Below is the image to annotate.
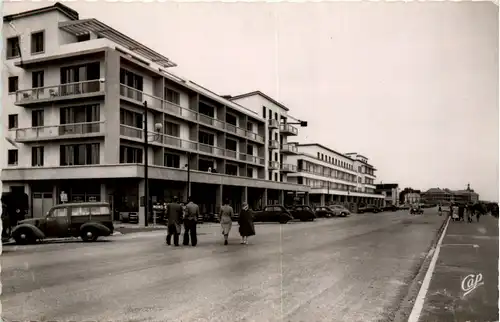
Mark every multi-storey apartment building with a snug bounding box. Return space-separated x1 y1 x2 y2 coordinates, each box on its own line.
1 3 309 225
287 144 385 207
374 183 400 207
224 91 304 204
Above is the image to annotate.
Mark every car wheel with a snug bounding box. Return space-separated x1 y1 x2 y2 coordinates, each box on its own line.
341 212 347 217
81 227 99 242
14 228 35 245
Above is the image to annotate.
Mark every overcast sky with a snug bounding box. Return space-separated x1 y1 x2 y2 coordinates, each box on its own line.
4 1 499 201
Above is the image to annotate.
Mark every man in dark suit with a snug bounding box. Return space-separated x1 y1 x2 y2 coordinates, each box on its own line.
183 197 200 246
166 196 183 246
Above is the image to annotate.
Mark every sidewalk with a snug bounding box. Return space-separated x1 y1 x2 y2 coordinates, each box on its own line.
417 214 499 322
113 222 222 234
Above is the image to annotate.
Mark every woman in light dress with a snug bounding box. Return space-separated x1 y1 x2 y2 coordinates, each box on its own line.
219 199 234 245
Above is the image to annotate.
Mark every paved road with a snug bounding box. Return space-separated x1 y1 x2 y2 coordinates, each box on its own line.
2 210 445 322
416 214 499 322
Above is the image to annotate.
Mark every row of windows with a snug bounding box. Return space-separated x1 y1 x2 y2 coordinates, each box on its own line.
8 104 100 130
297 177 356 192
7 144 258 179
298 160 357 183
317 152 353 170
8 62 101 94
7 143 100 167
6 31 44 60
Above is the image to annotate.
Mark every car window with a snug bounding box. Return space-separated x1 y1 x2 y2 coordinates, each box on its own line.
50 208 68 218
90 206 110 215
72 206 90 216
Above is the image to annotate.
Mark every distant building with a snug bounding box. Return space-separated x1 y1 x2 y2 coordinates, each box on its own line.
421 184 479 204
375 183 400 206
405 192 421 204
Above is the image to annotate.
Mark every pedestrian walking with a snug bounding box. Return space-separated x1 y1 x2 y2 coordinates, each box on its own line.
1 201 10 239
183 197 199 246
220 198 234 245
451 204 459 221
238 202 255 245
438 205 442 216
166 196 183 246
458 205 465 222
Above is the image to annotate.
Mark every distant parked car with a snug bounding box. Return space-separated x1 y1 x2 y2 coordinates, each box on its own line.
288 205 316 221
314 206 335 218
11 202 114 244
358 204 380 214
253 205 294 224
382 205 399 212
329 205 351 217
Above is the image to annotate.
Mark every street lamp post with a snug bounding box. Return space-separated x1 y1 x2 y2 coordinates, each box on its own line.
185 152 191 199
143 101 149 227
142 101 163 227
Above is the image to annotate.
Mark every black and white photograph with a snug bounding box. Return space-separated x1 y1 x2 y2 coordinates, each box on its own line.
0 1 498 321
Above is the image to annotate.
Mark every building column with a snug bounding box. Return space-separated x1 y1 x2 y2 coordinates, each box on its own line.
320 194 325 206
138 179 146 227
304 192 310 206
100 183 107 202
241 186 248 204
103 48 121 164
262 188 268 207
216 184 223 214
278 190 284 205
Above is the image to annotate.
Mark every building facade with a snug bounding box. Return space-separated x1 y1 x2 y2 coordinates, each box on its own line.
287 144 385 208
374 183 400 206
404 192 421 205
1 3 309 225
421 184 479 204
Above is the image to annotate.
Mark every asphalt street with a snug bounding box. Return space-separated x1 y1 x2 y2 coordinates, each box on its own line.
2 209 445 322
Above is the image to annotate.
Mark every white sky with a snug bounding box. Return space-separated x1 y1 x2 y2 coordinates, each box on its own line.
3 1 499 201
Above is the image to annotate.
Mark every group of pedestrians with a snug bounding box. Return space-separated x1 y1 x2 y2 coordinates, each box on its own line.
443 203 482 223
165 196 255 247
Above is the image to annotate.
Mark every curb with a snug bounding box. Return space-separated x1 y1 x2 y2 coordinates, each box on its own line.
391 215 450 322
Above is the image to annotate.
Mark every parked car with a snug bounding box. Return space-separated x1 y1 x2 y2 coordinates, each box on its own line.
204 213 220 223
253 205 294 224
314 206 334 218
11 202 114 245
288 205 316 221
357 204 380 214
330 205 351 217
382 205 399 212
410 206 424 215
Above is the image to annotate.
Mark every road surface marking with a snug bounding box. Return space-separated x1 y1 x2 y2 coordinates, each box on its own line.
461 273 484 297
441 244 479 248
408 216 450 322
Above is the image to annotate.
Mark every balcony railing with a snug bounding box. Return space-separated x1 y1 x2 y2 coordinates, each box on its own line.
269 140 279 149
280 123 298 136
120 125 263 166
119 84 265 144
16 80 105 104
268 119 279 129
269 160 280 170
15 121 105 141
281 163 298 172
281 143 298 154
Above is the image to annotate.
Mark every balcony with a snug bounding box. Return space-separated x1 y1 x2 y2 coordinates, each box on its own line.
15 80 105 107
268 119 279 129
14 121 105 142
268 140 280 149
119 125 264 167
119 85 265 144
280 123 298 136
269 161 280 170
280 163 298 173
281 143 298 154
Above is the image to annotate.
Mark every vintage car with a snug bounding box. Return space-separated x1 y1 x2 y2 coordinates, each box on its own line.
329 205 351 217
314 206 335 218
288 205 317 221
253 205 294 224
410 206 424 215
11 202 114 245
